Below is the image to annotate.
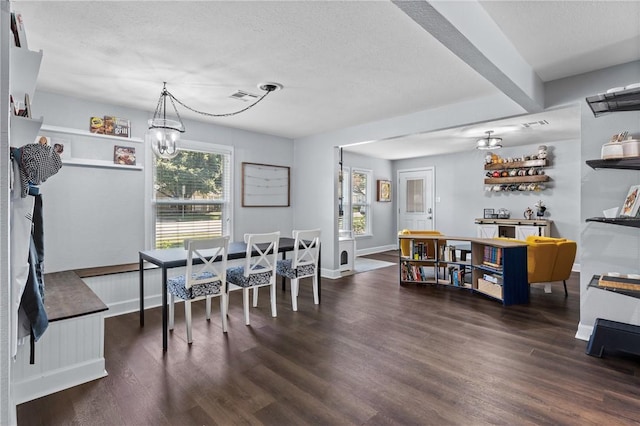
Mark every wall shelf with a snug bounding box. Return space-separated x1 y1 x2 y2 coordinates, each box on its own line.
62 158 143 171
586 86 640 117
586 158 640 170
484 159 547 170
484 175 549 185
41 124 143 144
586 217 640 228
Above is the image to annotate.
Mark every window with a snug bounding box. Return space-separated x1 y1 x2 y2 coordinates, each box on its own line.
152 144 232 249
351 168 372 236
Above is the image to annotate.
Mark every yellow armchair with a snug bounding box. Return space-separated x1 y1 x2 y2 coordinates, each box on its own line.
526 236 577 296
495 236 576 296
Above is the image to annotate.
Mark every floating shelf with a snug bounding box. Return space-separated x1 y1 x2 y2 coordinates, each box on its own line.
586 217 640 228
484 175 549 184
586 158 640 170
40 125 143 143
484 159 547 170
62 158 143 170
586 86 640 117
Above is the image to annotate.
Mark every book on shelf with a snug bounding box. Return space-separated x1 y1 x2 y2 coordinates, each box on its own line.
10 12 28 48
598 274 640 292
104 116 131 138
483 246 502 267
90 116 105 134
24 94 31 119
114 145 136 165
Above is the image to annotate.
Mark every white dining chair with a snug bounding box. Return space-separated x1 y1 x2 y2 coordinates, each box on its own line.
226 231 280 325
167 236 229 344
276 229 321 311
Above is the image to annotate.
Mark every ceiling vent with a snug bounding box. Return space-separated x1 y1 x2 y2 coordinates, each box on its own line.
229 90 260 102
521 119 549 128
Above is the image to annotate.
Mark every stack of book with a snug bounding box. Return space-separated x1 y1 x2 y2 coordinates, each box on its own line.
483 246 502 268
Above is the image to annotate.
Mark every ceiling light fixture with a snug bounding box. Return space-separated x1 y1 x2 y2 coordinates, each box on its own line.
146 81 283 159
476 130 503 150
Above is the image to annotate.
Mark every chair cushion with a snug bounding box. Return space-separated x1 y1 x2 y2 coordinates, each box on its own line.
226 266 272 287
276 259 315 278
167 272 222 300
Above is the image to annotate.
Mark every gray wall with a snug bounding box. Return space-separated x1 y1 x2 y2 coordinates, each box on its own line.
546 61 640 338
33 91 293 272
340 150 395 253
393 137 581 247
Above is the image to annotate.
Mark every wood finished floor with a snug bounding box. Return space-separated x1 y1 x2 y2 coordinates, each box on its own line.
18 251 640 425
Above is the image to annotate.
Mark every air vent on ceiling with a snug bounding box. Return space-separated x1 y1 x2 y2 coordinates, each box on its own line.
229 90 260 102
521 119 549 128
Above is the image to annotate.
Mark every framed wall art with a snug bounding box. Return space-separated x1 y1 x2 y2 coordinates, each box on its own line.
242 162 290 207
620 184 640 217
377 179 392 202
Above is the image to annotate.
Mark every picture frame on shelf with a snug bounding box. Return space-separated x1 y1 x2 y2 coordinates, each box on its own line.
114 145 136 166
619 185 640 217
483 208 495 219
377 179 391 202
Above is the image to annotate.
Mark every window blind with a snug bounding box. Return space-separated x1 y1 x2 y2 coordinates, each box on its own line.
153 148 231 249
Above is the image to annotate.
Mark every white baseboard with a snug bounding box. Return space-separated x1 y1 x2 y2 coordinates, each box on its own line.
12 359 107 405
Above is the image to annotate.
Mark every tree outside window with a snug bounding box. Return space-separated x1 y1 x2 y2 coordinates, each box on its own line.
351 169 371 235
153 148 231 248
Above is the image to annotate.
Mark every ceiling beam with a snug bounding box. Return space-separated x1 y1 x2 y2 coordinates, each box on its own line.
392 0 544 113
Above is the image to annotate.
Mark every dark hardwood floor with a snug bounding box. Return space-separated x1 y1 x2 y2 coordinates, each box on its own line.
18 251 640 425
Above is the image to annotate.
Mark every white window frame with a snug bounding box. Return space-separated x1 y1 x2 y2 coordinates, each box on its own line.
145 139 234 249
351 167 372 237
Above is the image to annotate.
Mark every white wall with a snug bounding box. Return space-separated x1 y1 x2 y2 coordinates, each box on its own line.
340 151 395 253
546 60 640 339
294 93 527 271
393 136 581 247
32 91 294 272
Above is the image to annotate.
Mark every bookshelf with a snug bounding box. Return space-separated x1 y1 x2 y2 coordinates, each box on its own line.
398 235 529 305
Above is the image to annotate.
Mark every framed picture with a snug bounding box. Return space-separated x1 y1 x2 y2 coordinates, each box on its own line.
242 162 290 207
377 179 391 202
483 208 495 219
620 185 640 217
114 145 136 166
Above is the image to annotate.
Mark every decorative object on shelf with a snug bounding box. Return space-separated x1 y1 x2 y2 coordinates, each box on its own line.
483 208 495 219
104 116 130 138
476 130 502 150
377 179 391 202
497 208 510 219
146 81 283 159
603 207 619 218
534 200 547 217
89 116 105 134
620 185 640 217
114 146 136 166
524 207 533 220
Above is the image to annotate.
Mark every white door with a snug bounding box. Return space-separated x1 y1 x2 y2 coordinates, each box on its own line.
398 168 434 231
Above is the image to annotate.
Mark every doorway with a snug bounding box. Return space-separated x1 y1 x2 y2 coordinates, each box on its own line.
398 167 435 231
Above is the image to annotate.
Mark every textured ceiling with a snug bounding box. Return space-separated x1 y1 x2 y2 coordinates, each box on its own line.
11 1 640 159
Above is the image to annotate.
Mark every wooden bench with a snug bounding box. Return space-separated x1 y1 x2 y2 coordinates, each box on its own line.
12 271 108 404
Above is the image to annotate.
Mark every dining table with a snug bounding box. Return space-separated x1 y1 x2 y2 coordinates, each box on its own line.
138 237 321 351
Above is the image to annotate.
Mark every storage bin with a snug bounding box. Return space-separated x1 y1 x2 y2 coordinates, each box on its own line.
477 278 503 299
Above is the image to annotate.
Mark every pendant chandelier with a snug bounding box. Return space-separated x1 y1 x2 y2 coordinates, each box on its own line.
146 81 283 159
476 130 503 150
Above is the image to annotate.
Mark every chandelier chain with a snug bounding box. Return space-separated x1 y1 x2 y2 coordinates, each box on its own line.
167 89 273 118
